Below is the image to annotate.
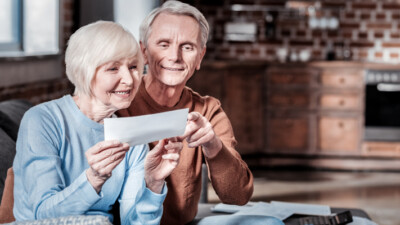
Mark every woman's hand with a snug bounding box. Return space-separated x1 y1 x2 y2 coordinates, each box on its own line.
85 140 130 193
144 138 183 193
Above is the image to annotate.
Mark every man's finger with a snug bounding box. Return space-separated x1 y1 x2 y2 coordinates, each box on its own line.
187 111 201 121
179 120 198 140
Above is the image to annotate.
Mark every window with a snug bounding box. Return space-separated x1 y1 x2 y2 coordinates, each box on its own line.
114 0 159 40
0 0 62 88
0 0 60 56
0 0 22 51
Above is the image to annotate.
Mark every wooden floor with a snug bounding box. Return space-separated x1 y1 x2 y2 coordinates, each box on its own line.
207 169 400 225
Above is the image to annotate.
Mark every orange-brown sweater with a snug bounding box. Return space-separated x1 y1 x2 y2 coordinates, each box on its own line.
117 82 254 225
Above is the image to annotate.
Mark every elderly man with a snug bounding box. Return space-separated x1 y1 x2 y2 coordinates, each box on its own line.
117 1 254 224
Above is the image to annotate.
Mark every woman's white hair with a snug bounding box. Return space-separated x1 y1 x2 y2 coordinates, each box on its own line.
65 20 143 97
139 0 209 48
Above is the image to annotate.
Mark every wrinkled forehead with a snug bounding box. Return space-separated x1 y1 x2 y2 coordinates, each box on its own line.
150 13 201 41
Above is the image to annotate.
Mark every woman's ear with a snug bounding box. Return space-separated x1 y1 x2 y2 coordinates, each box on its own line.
140 41 149 65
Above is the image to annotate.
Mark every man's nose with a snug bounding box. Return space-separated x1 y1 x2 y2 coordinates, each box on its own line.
167 45 182 62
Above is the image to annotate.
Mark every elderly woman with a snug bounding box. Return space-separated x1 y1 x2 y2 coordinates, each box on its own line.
12 21 182 225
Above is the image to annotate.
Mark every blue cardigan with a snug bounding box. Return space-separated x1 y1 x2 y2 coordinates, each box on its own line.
13 95 166 224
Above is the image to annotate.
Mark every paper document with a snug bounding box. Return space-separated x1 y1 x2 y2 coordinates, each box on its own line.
271 201 331 218
104 108 188 146
211 201 331 221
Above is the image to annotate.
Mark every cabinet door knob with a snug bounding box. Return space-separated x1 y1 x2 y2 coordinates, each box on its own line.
338 121 344 128
339 99 346 106
339 77 346 84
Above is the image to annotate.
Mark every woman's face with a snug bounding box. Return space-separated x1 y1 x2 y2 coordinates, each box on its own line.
91 56 142 111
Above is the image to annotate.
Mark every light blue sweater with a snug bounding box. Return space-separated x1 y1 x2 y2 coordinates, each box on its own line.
13 95 166 225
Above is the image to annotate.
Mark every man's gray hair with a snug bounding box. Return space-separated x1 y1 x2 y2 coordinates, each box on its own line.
139 0 209 48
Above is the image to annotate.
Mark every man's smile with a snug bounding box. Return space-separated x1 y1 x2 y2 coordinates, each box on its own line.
161 65 184 71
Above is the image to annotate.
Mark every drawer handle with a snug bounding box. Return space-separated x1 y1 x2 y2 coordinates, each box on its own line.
339 99 345 106
339 77 346 84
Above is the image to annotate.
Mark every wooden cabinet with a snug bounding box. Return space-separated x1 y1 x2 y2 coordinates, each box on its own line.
267 115 309 151
265 65 317 153
188 61 400 170
187 61 267 154
318 116 361 152
316 67 364 154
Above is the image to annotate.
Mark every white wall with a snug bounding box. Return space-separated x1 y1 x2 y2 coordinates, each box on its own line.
114 0 159 42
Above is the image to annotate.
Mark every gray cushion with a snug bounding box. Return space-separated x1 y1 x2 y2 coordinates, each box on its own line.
0 99 33 129
8 215 112 225
0 110 19 141
0 127 16 202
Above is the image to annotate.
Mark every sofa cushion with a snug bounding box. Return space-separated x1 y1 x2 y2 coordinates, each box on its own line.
0 99 33 138
0 127 16 202
0 110 19 141
7 215 112 225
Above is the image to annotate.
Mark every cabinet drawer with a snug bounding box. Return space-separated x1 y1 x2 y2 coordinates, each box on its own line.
321 69 363 89
268 117 308 151
268 67 319 86
269 73 310 85
225 73 264 154
319 94 361 110
269 92 309 108
318 117 360 152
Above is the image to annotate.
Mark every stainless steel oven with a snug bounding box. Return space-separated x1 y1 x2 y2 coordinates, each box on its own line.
365 69 400 141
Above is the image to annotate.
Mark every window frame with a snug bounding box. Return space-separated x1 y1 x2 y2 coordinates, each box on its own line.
0 0 23 52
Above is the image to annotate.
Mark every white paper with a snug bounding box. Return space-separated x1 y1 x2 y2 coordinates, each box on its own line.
104 108 188 146
211 202 257 213
271 201 331 218
234 202 288 220
212 201 331 221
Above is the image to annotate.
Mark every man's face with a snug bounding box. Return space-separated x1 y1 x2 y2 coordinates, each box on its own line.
142 13 206 87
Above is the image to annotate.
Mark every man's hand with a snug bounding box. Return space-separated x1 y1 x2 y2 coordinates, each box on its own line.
144 138 183 193
180 112 222 159
85 140 130 193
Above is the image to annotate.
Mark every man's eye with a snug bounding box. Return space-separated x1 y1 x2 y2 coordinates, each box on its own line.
129 65 137 70
159 43 169 48
108 67 118 71
182 45 193 51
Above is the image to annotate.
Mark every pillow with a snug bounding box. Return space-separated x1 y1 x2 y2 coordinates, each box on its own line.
0 110 19 141
8 215 112 225
0 99 33 130
0 128 16 202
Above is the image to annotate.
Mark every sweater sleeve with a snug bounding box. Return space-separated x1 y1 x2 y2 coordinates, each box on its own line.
118 144 167 225
14 107 101 220
203 98 254 205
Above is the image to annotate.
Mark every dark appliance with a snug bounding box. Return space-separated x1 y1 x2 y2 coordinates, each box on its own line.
365 69 400 141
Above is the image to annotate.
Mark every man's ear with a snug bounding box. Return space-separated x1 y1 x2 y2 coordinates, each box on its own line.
140 41 148 64
196 47 207 70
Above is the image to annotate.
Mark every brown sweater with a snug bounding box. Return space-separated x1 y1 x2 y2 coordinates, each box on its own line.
117 82 254 225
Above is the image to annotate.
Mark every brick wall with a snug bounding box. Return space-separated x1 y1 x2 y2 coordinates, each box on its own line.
184 0 400 63
0 0 75 104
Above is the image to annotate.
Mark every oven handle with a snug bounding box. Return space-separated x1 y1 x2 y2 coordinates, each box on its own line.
377 83 400 92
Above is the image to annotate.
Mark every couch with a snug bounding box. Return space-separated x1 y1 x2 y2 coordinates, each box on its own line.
0 99 33 223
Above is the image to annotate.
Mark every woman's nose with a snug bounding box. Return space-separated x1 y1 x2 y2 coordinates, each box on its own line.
120 67 133 85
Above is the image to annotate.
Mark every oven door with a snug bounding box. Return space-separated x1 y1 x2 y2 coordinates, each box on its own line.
365 70 400 141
